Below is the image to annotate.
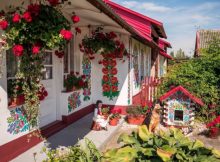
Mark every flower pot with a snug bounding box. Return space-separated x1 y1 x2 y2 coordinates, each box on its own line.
10 95 25 106
127 115 146 125
109 118 118 126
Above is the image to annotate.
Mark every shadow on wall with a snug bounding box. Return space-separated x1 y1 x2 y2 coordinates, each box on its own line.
46 113 93 149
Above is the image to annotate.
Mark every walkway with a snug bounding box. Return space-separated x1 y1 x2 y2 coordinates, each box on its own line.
11 113 124 162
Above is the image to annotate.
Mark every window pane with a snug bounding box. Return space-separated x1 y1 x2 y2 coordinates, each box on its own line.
42 67 53 80
64 45 69 74
43 52 52 65
6 50 18 78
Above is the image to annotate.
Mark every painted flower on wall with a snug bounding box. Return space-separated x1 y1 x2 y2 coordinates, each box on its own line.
68 92 81 113
82 55 91 101
7 107 30 135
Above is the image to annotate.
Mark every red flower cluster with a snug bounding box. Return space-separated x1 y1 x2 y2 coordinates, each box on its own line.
111 109 121 114
207 116 220 128
55 50 64 58
28 4 41 16
75 27 81 34
12 13 21 23
103 75 109 82
22 11 32 22
0 20 8 30
111 68 118 75
60 29 73 40
102 68 109 75
38 86 48 101
32 44 41 55
111 77 118 84
71 15 80 23
103 84 110 92
12 45 24 57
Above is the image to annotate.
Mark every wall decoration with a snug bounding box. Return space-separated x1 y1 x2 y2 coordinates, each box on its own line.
102 55 119 100
7 107 30 135
68 92 81 113
133 46 139 88
128 55 131 105
82 55 91 101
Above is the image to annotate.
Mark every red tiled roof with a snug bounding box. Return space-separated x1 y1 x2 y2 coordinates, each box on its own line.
159 86 204 106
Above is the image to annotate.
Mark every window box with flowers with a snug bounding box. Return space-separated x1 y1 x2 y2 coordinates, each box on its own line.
64 72 88 92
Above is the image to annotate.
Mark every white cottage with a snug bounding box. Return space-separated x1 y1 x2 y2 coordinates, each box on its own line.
0 0 172 161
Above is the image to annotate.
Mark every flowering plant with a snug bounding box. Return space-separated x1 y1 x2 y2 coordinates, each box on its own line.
64 72 88 92
206 116 220 137
0 0 79 128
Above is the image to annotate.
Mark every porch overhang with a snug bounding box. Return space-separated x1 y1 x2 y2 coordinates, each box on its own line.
159 51 173 60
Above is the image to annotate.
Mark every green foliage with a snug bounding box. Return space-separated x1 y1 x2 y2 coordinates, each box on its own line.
159 39 220 122
44 138 102 162
103 125 220 162
126 105 148 116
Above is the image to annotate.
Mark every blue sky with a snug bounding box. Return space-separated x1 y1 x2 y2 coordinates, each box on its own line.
112 0 220 56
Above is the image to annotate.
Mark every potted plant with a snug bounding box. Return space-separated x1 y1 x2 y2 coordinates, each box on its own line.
8 79 25 106
64 72 88 92
101 107 110 120
206 115 220 138
126 106 147 125
109 113 120 126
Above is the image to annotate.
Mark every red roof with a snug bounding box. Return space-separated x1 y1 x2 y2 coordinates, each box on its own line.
159 51 173 59
103 0 167 41
159 38 172 48
159 86 204 106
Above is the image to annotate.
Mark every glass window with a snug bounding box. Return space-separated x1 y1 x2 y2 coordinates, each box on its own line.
174 110 184 121
42 52 53 80
64 39 74 74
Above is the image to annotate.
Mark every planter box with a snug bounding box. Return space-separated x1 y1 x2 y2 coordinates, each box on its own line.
127 115 146 125
109 118 119 126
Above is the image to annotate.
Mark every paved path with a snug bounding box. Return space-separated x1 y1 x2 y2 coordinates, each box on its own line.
11 113 124 162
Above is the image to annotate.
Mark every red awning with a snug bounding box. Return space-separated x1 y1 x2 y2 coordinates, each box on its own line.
159 51 173 59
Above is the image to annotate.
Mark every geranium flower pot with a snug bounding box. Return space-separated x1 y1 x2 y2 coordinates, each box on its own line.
109 118 118 126
127 115 146 125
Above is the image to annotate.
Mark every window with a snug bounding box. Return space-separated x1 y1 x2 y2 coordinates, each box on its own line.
159 56 165 77
42 52 53 80
174 110 184 121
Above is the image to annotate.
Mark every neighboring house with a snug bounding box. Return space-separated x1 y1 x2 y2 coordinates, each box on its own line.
194 29 220 57
0 0 172 160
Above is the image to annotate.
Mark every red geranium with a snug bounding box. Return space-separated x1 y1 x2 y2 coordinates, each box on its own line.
111 68 118 75
12 13 21 23
28 4 40 16
103 84 110 92
109 31 117 39
12 45 24 57
112 85 118 92
22 12 32 22
71 15 80 23
103 75 109 82
0 20 8 30
75 27 81 34
102 68 109 75
111 77 118 84
78 80 85 87
115 40 120 46
32 44 41 55
48 0 59 6
60 29 73 40
97 33 105 40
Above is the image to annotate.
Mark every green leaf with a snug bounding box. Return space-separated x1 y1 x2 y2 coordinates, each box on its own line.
117 133 140 145
138 125 152 141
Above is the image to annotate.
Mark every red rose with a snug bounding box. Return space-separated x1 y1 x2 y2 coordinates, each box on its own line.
28 4 40 16
103 84 110 92
112 85 118 92
110 60 117 67
48 0 59 6
60 29 73 41
103 75 109 82
12 45 24 57
102 68 109 75
22 12 32 22
102 59 109 66
0 20 8 30
111 68 118 75
75 27 81 34
111 77 118 84
71 15 80 23
12 13 21 23
32 44 41 55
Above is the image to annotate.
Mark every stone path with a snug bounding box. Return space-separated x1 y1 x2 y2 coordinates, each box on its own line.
11 113 124 162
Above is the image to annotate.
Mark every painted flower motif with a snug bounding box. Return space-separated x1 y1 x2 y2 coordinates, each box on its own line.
60 29 73 41
0 20 8 30
111 77 118 84
103 84 110 92
22 11 32 22
112 85 118 92
102 59 109 66
48 0 59 6
12 45 24 57
103 75 109 82
71 15 80 23
111 68 118 75
102 68 109 75
28 4 40 16
12 13 21 23
110 60 117 67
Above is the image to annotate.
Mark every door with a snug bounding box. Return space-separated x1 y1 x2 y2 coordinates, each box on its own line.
39 52 58 127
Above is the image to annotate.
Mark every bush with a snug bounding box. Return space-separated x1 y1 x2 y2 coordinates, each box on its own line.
126 105 148 116
103 125 220 162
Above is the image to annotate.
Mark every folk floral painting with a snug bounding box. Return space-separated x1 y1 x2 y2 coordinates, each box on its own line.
7 107 30 135
82 55 91 101
68 92 81 113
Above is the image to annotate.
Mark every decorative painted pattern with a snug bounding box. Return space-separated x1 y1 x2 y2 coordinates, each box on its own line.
128 55 131 105
133 47 139 88
68 92 81 113
7 107 30 135
82 55 91 101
